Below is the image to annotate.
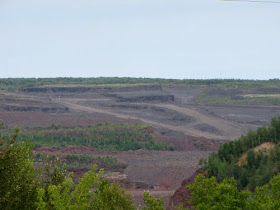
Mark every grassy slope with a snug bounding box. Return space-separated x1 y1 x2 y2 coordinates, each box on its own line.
195 94 280 105
0 123 174 151
34 153 126 172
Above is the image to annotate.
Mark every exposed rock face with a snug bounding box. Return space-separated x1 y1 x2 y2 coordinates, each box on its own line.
22 85 162 93
105 94 175 103
2 105 69 113
255 88 280 94
120 95 174 103
22 85 174 103
194 123 222 135
167 170 201 210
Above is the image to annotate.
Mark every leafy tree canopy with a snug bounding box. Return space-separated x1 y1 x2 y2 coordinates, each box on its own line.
0 128 165 210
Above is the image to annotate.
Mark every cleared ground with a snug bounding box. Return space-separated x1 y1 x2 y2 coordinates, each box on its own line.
1 85 280 206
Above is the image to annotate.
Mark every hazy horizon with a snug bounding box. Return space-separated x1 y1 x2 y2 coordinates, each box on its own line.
1 0 279 79
0 76 279 81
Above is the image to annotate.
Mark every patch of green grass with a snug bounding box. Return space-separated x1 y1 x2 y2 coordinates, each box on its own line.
195 94 237 105
242 94 280 98
5 123 175 151
35 153 126 171
195 94 280 106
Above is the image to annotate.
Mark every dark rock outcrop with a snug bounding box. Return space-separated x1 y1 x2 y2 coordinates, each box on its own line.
22 85 162 93
104 93 174 103
167 170 201 210
117 95 174 103
2 105 69 113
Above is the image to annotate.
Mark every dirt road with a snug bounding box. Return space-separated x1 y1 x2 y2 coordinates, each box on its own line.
148 103 243 139
59 100 241 140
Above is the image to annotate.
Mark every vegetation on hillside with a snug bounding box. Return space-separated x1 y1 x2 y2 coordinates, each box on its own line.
0 128 165 210
202 116 280 190
0 77 280 91
35 154 127 172
1 123 174 151
184 116 280 209
195 93 280 106
1 77 280 106
187 173 280 209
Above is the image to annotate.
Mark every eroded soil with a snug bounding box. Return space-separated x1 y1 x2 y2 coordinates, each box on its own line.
1 85 280 207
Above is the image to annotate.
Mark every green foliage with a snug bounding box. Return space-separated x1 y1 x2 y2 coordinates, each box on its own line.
36 170 167 210
247 174 280 210
0 120 8 129
198 158 208 170
195 93 280 106
195 94 236 105
187 174 249 209
0 129 38 209
92 181 135 210
1 77 280 91
38 154 127 171
186 174 250 209
36 165 136 210
140 191 165 210
1 128 171 210
38 156 68 188
186 116 280 208
11 123 174 151
187 173 280 209
206 116 280 190
0 128 69 210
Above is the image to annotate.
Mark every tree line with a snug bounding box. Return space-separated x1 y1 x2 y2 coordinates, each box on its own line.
1 77 280 91
180 116 280 209
204 116 280 190
186 173 280 209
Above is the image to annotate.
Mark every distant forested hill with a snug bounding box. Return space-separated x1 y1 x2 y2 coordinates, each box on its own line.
0 77 280 91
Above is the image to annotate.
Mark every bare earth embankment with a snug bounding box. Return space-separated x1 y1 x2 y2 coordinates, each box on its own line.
1 84 280 207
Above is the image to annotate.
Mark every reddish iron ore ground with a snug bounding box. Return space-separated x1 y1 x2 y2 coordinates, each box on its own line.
2 85 280 207
33 145 209 208
167 169 202 209
33 145 211 191
0 111 139 128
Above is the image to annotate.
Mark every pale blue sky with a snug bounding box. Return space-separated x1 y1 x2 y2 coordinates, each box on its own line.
0 0 279 79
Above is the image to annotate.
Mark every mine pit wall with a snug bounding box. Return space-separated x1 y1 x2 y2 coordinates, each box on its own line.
118 95 174 103
1 105 69 113
22 85 175 103
22 85 162 94
108 94 175 103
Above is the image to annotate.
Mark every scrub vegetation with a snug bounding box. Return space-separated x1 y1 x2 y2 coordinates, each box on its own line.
195 93 280 105
185 116 280 209
1 123 174 151
0 127 165 210
1 77 280 91
35 154 127 171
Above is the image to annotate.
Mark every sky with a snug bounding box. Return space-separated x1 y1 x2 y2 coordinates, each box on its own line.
0 0 279 79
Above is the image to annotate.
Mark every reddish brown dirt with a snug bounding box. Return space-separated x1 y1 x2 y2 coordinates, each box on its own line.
167 169 202 209
0 111 140 128
33 146 210 191
35 145 102 156
2 85 280 208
